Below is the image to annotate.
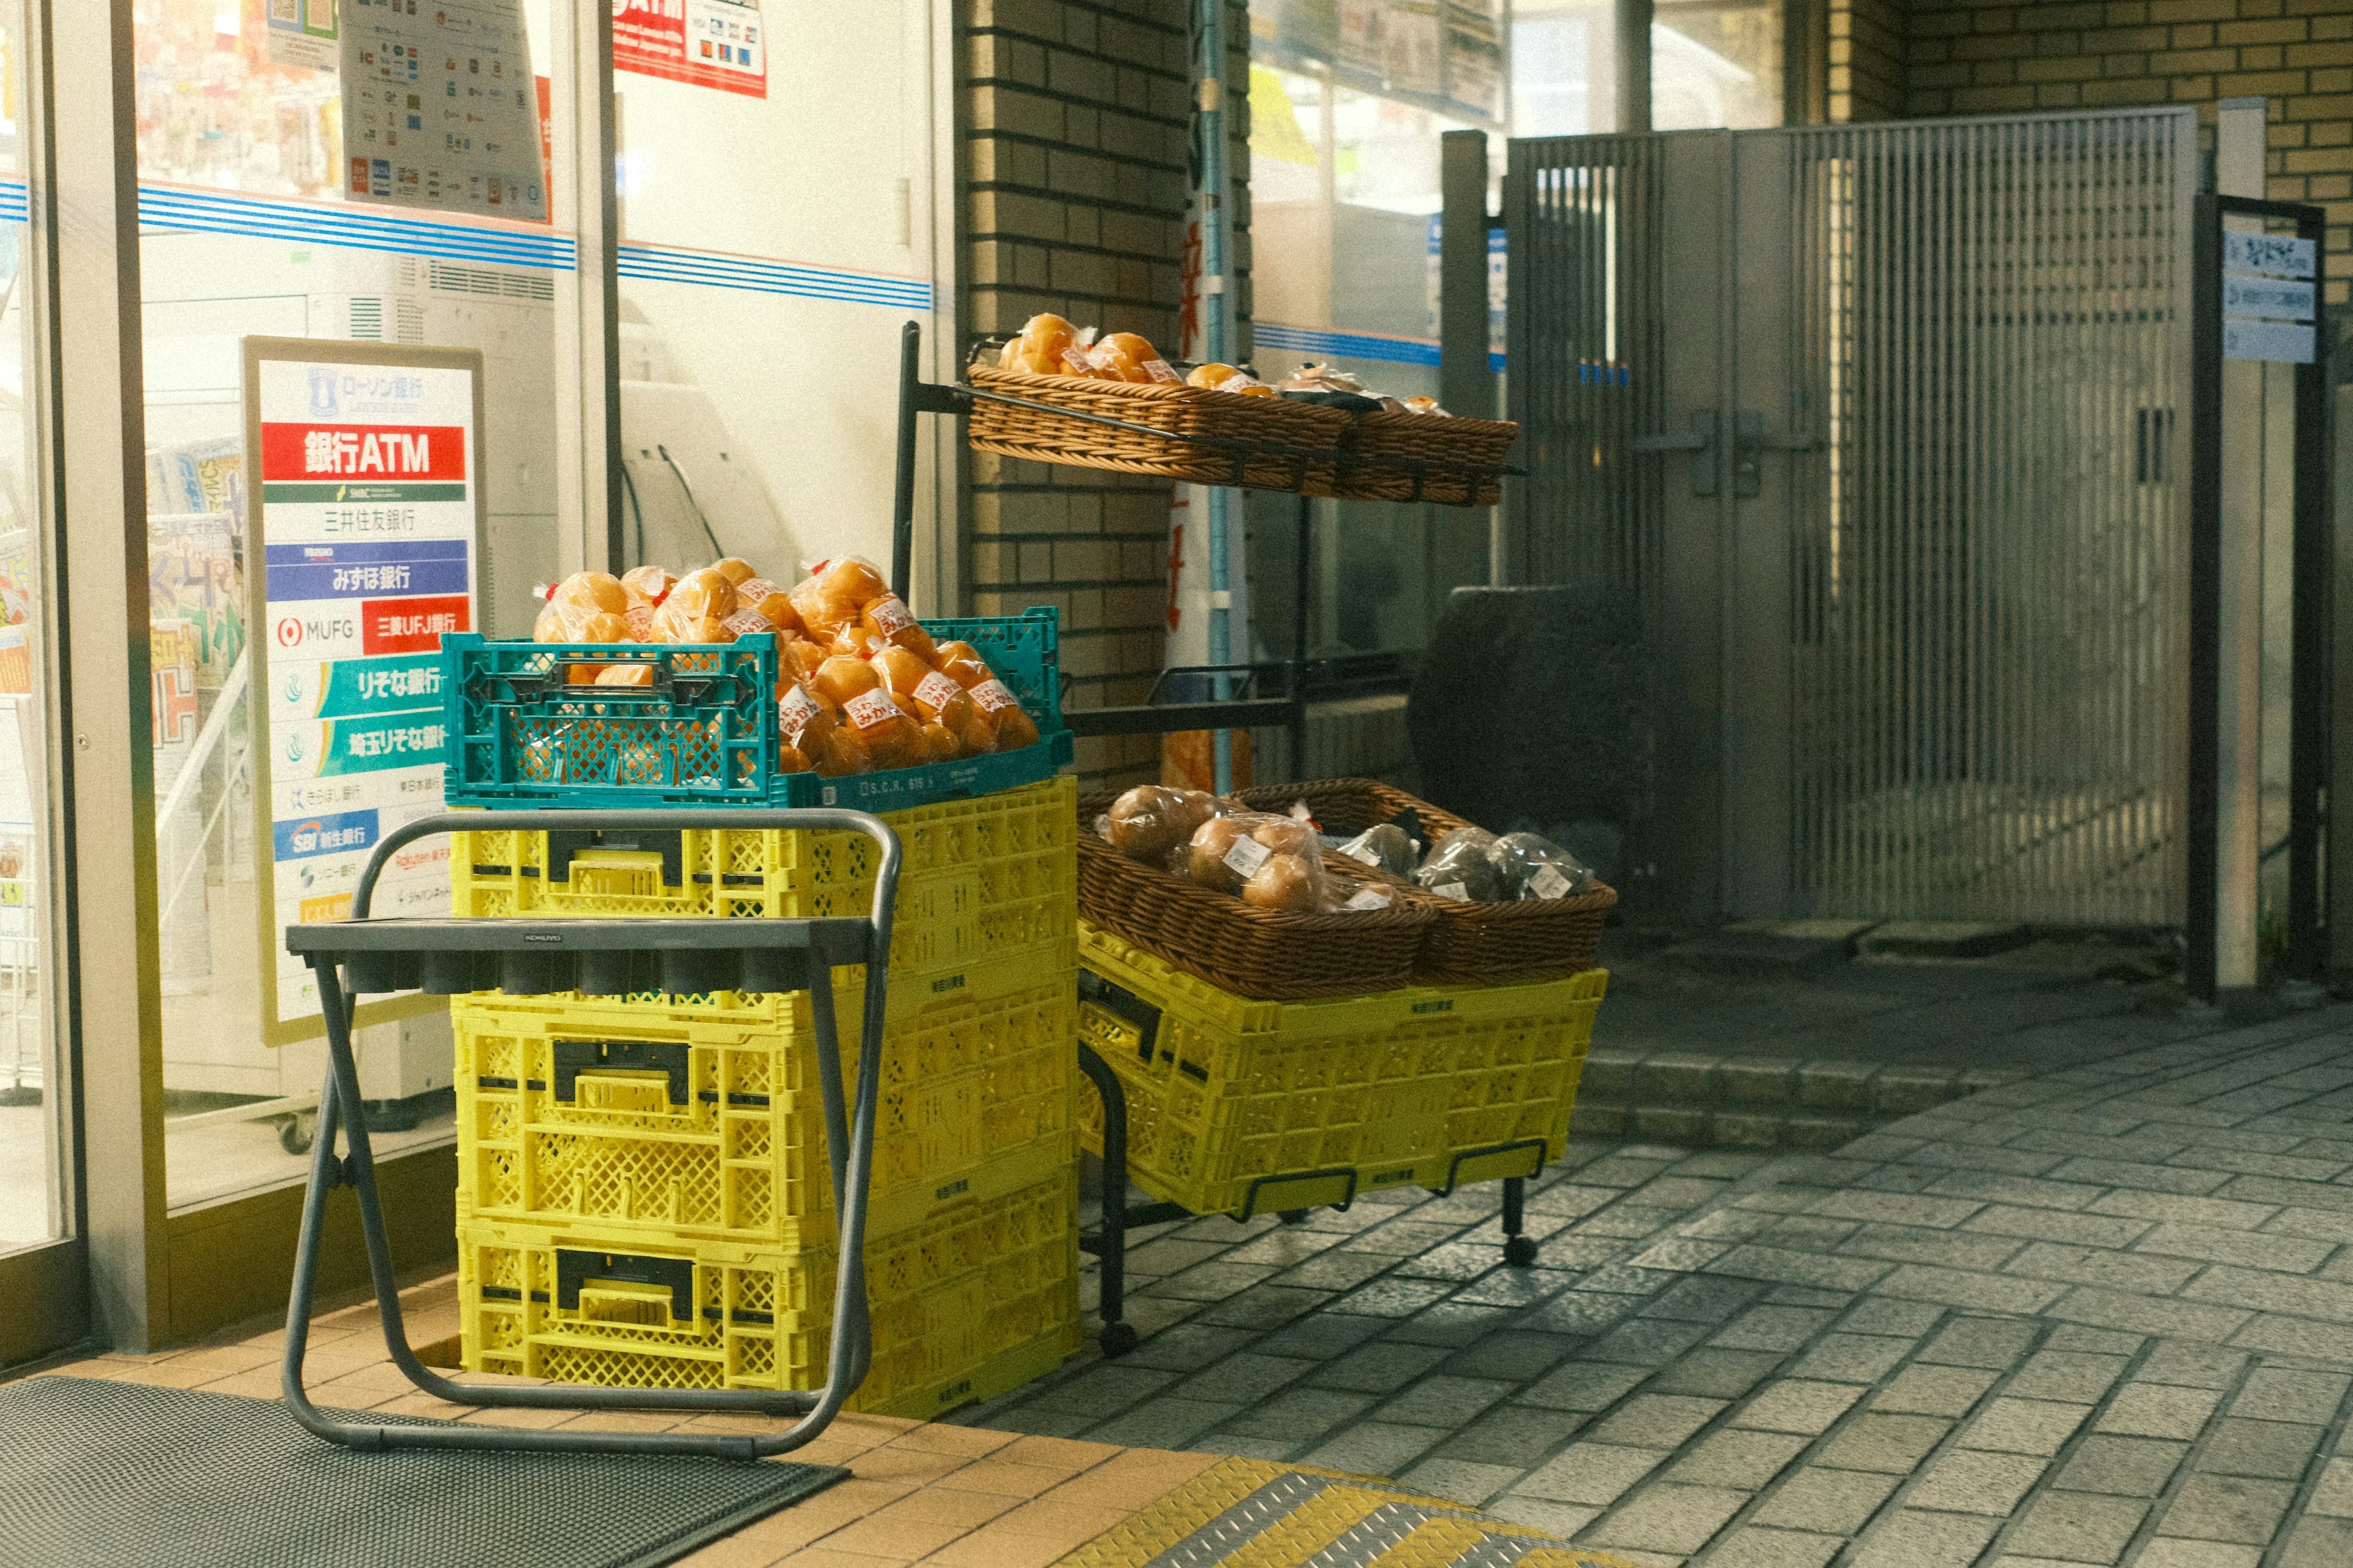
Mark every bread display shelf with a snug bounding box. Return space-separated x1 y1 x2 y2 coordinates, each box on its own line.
951 367 1521 506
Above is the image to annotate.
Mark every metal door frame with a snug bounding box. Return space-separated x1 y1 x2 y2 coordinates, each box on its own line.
1507 107 2200 926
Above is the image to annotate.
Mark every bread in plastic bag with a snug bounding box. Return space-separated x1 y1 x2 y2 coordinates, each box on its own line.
789 555 889 640
1414 827 1504 903
1101 786 1220 865
1488 831 1597 900
1333 822 1418 878
1186 811 1327 908
537 572 635 642
998 312 1077 377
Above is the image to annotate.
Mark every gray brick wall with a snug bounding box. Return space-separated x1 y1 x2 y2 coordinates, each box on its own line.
1893 0 2353 297
961 0 1253 788
1833 0 1911 119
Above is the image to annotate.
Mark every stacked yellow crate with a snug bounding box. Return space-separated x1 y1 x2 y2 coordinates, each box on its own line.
447 776 1081 1420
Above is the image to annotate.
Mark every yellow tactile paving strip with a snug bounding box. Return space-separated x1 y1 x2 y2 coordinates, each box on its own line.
19 1274 1621 1568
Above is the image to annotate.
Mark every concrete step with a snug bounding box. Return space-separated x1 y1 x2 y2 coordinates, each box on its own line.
1568 1043 2027 1149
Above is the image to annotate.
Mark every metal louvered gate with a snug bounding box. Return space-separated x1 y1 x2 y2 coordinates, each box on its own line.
1504 110 2198 926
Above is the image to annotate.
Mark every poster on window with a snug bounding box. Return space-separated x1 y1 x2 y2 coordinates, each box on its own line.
613 0 767 98
243 339 484 1045
339 0 548 221
268 0 339 72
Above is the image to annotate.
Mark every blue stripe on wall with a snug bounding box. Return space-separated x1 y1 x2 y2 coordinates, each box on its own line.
138 184 575 270
1256 320 1504 372
617 243 933 311
119 182 934 311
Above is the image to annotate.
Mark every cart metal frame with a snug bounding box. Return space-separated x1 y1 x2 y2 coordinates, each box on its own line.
1076 1040 1542 1358
278 808 901 1461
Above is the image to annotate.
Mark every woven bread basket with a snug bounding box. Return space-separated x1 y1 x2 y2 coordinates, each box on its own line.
1076 792 1433 1000
968 366 1349 491
1235 778 1616 987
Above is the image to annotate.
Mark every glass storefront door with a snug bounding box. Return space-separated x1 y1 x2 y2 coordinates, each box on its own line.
0 0 86 1360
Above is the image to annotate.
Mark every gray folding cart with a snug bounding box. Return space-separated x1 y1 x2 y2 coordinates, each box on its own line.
277 808 900 1461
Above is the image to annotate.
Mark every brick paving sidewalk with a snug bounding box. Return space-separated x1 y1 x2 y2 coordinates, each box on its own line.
962 1004 2353 1566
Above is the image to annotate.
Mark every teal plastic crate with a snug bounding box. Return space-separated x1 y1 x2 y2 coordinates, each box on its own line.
442 608 1067 810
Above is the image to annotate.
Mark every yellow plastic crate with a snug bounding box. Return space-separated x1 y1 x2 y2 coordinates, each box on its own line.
458 1166 1079 1415
451 777 1077 971
456 942 1077 1247
1075 920 1607 1218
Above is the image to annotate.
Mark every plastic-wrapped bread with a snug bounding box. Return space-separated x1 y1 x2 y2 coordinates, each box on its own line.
998 312 1077 377
1101 786 1219 865
813 653 918 768
788 556 889 640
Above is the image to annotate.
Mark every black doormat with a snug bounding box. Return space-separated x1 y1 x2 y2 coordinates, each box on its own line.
0 1375 847 1568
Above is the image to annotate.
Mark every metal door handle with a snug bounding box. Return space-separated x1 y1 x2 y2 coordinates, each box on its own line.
1630 410 1720 496
1732 411 1823 495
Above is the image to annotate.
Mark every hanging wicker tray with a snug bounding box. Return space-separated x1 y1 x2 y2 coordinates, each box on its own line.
1076 792 1434 1000
1303 411 1522 507
1235 777 1616 987
967 366 1350 491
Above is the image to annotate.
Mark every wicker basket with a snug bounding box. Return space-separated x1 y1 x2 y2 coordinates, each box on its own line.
1306 410 1521 506
1077 794 1434 1000
967 367 1350 491
1235 778 1616 987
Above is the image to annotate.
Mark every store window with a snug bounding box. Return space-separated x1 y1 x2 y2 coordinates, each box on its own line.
1511 0 1783 137
1245 6 1503 672
0 12 66 1257
135 0 565 1211
610 6 938 593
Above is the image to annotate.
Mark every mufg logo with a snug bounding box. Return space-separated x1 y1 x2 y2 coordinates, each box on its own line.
308 366 339 416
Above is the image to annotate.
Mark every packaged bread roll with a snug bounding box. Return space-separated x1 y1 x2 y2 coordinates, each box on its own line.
594 663 654 687
1102 785 1218 865
812 724 872 778
777 741 814 775
784 636 830 681
814 654 917 767
735 580 805 637
1414 827 1504 903
536 572 636 641
1185 362 1278 398
1186 811 1329 902
971 678 1039 750
999 312 1077 377
789 556 890 640
706 556 759 587
622 564 678 606
860 594 936 660
930 639 995 690
1075 331 1176 384
775 678 839 759
1241 852 1320 912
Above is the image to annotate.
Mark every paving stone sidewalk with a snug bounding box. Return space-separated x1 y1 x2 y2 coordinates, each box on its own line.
961 1002 2353 1566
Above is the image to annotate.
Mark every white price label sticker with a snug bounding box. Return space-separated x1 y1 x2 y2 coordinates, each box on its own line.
722 612 774 638
1223 836 1272 878
868 596 916 636
1433 881 1470 902
1529 864 1573 900
843 687 901 729
971 678 1019 714
1342 841 1381 866
1342 887 1391 911
623 605 654 640
914 671 963 714
778 684 825 744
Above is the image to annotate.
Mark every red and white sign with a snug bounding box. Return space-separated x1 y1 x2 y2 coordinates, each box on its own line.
614 0 767 98
363 594 472 655
259 423 469 482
